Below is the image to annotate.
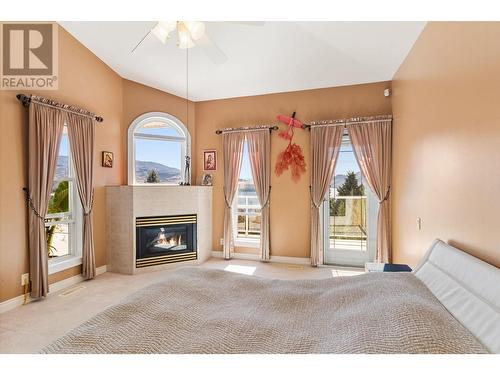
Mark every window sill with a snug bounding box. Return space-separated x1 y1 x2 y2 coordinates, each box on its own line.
234 238 260 249
48 255 82 275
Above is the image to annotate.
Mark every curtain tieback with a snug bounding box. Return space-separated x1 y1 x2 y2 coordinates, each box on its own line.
378 186 391 204
223 187 232 209
83 189 95 216
260 186 272 208
309 185 322 209
23 188 44 219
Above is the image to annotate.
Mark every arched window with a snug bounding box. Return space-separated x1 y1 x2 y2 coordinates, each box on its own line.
128 112 191 185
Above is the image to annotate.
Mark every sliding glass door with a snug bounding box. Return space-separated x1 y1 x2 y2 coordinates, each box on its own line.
322 132 377 267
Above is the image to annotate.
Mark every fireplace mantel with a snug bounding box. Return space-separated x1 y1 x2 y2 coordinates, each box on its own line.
106 185 212 274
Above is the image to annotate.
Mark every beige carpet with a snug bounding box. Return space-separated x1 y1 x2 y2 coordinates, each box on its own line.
41 267 486 354
0 258 352 353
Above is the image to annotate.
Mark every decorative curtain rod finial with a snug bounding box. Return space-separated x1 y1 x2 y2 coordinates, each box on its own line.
16 94 30 107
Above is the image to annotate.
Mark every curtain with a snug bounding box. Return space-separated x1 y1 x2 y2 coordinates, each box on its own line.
222 132 245 259
347 120 392 263
66 113 96 279
246 130 271 261
310 126 344 266
27 103 65 298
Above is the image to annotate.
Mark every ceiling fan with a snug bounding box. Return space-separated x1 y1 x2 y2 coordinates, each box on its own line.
132 21 264 65
131 21 228 65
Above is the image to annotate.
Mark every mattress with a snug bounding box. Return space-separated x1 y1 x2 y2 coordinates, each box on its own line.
42 266 487 354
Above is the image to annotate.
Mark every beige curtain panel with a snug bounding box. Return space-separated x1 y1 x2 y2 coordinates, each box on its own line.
347 120 392 263
310 125 344 266
27 103 65 298
246 130 271 261
66 113 96 279
222 132 245 259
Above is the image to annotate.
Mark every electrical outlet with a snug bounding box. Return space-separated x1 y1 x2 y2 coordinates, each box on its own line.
21 273 29 286
417 217 423 231
220 238 224 246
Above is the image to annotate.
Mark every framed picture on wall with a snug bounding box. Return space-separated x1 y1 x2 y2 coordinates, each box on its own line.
102 151 113 168
201 173 213 186
203 150 217 171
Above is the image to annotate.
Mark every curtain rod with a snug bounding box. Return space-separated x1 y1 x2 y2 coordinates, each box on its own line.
302 115 392 130
215 125 279 135
16 94 104 123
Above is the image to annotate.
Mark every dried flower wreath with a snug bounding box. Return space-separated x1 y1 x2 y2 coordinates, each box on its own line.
274 112 306 182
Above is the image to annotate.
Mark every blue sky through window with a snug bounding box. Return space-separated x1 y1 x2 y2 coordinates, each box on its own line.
336 142 360 176
59 134 68 157
135 139 182 170
239 142 253 181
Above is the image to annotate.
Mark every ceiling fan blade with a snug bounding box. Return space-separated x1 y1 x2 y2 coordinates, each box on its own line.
195 33 228 65
130 22 157 53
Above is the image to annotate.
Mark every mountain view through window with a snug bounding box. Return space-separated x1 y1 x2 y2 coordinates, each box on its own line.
135 138 182 183
132 121 186 184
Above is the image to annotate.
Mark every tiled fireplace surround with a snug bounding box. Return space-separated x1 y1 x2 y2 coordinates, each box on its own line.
106 186 213 274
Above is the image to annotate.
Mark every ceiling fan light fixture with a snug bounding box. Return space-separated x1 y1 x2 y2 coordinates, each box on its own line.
151 21 176 44
177 22 195 49
183 21 206 41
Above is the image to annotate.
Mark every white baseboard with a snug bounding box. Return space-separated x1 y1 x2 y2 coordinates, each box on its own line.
211 251 310 265
49 265 107 294
0 265 107 314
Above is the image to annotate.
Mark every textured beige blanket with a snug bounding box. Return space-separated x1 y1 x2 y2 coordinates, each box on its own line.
42 267 487 353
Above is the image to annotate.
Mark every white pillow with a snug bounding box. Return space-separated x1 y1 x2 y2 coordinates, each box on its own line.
413 239 500 353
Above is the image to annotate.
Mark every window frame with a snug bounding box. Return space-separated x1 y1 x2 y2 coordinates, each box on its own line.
233 182 261 248
232 141 261 249
128 112 191 186
45 126 83 274
321 132 378 267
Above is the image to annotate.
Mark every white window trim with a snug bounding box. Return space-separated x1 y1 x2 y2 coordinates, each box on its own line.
49 255 82 274
234 237 260 249
128 112 191 186
47 127 83 274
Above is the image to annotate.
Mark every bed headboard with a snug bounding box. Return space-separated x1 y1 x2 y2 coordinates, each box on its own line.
413 239 500 353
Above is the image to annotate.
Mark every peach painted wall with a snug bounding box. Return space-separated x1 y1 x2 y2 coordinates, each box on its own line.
195 82 392 258
0 25 124 302
392 22 500 268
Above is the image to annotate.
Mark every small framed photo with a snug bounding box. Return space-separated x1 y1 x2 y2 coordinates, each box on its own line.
102 151 113 168
203 150 217 171
201 173 213 186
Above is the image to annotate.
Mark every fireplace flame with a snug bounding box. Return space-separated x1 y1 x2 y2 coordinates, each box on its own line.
157 231 182 247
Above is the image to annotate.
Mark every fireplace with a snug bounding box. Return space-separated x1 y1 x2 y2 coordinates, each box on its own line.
135 214 197 268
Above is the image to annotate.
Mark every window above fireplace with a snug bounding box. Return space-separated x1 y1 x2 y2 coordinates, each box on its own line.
128 112 191 186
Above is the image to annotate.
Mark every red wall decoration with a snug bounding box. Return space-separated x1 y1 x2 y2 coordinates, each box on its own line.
274 113 306 182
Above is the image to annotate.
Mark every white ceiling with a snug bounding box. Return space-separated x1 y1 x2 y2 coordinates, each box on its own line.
59 21 425 102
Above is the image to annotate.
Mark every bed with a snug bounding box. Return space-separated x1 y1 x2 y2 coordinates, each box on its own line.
42 240 499 354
